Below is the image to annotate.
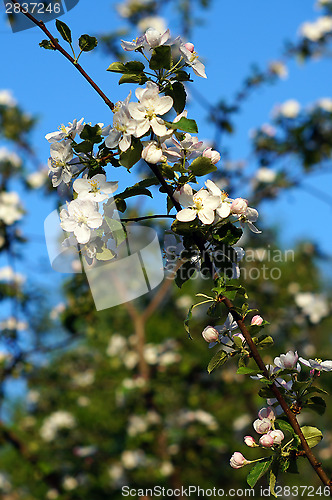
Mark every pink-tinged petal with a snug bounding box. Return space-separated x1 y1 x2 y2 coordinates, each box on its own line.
247 221 262 233
198 208 214 225
160 29 171 45
246 207 259 222
128 103 146 120
74 224 91 244
120 40 138 51
176 208 196 222
154 95 173 115
134 119 151 138
150 117 168 137
320 361 332 371
216 203 231 218
102 182 118 194
60 217 77 232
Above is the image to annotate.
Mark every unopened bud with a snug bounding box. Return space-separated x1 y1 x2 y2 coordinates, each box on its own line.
244 436 257 447
251 315 263 326
230 452 248 469
231 198 248 215
253 418 271 434
258 406 276 421
267 430 284 445
202 326 219 343
203 147 221 165
259 434 274 448
184 42 195 53
141 141 163 164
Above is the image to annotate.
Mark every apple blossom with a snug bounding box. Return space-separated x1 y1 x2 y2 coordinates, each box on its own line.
45 118 84 143
175 185 220 225
230 452 248 469
274 351 300 371
232 332 245 343
259 434 274 448
145 28 170 48
179 43 207 78
163 133 203 164
299 357 332 372
267 430 284 445
253 418 271 434
244 436 257 447
0 147 21 168
0 191 24 225
202 147 220 164
231 198 248 215
258 407 276 421
274 99 300 119
0 89 16 107
128 82 173 138
205 180 232 219
120 34 147 51
103 108 136 152
251 315 263 326
207 313 239 348
141 141 164 164
60 199 103 244
202 326 219 343
48 140 74 187
73 174 118 202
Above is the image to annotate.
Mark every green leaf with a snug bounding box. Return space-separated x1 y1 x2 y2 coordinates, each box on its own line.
72 141 93 154
80 124 102 143
117 185 152 201
107 61 145 73
39 39 57 50
236 367 263 375
258 387 276 399
174 70 191 81
79 34 98 52
304 396 326 415
207 301 224 318
149 45 172 70
175 260 197 288
119 73 148 85
107 61 126 73
165 82 187 114
171 218 201 235
119 139 143 168
207 350 228 374
95 247 115 261
212 222 243 245
255 335 274 349
275 419 296 437
300 426 323 448
55 19 72 44
184 305 194 339
247 458 272 488
190 156 217 176
104 217 127 247
166 117 198 133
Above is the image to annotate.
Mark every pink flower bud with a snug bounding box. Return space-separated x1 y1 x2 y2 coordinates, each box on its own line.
259 434 274 448
232 333 245 343
258 406 276 421
141 141 163 164
230 452 248 469
244 436 256 447
253 418 271 434
251 315 263 326
203 147 221 165
202 326 219 343
184 42 195 53
267 430 284 445
230 198 248 215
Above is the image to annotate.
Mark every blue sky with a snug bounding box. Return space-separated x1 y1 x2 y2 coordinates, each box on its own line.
0 0 331 293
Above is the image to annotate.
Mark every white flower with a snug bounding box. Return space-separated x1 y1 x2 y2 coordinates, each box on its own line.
121 34 147 51
205 180 231 218
128 82 173 137
274 99 300 119
175 184 220 224
208 313 238 348
0 317 27 331
255 167 277 183
103 107 136 152
253 418 271 434
0 191 24 225
145 27 170 48
73 174 118 202
202 326 219 343
0 266 25 285
299 357 332 372
40 411 75 442
0 147 21 168
163 133 203 163
138 16 167 34
274 351 300 371
179 43 207 78
121 450 146 469
48 140 74 187
45 118 84 143
141 140 164 163
295 292 329 324
27 169 48 189
0 89 16 107
267 430 284 445
63 477 78 491
60 199 103 244
316 97 332 112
